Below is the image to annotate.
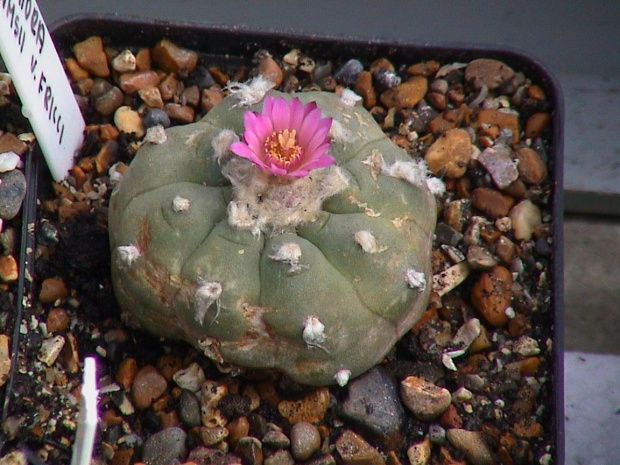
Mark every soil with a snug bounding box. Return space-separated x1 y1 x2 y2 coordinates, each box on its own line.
0 21 560 465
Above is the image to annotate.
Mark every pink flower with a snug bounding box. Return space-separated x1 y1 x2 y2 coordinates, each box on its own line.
230 95 335 177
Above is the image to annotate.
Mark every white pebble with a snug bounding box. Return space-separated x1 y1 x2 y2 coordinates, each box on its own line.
173 362 206 392
0 152 21 172
334 369 351 387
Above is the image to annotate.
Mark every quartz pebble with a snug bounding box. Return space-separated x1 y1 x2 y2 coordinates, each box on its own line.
114 106 145 138
139 86 164 108
400 376 451 420
515 147 547 184
0 169 26 220
509 199 542 240
0 334 11 387
37 336 65 366
471 187 514 219
39 277 69 303
152 39 198 75
112 49 137 73
200 426 228 446
278 387 330 424
0 152 21 172
265 450 295 465
465 58 515 90
341 366 405 449
262 428 291 448
477 144 519 189
0 255 18 283
131 365 168 409
290 422 321 461
446 428 495 465
141 427 187 465
380 77 428 110
120 70 161 94
407 438 431 465
172 362 205 392
466 244 498 269
425 128 475 178
335 430 383 465
471 265 513 327
73 36 110 77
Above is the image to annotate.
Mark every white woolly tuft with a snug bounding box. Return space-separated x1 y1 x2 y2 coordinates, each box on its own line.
405 268 427 291
303 316 327 349
382 159 429 187
194 280 222 325
353 230 387 254
211 129 239 164
340 89 362 106
144 124 167 144
269 242 307 273
330 119 355 144
426 177 446 196
334 369 352 387
172 195 191 212
117 245 141 269
227 75 275 106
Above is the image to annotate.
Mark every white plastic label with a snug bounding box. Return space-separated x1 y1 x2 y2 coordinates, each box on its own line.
0 0 85 181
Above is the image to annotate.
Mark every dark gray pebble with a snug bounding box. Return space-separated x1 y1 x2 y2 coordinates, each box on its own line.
341 365 405 450
141 427 187 465
178 389 202 427
0 169 26 220
334 59 364 86
188 66 216 89
143 108 171 129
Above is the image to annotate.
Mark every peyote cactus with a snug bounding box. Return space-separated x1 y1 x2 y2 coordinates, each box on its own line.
108 88 437 385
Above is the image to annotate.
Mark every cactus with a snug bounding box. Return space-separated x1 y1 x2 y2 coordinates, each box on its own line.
108 90 436 385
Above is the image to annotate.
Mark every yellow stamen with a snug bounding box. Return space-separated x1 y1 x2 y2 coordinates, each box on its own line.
264 129 302 166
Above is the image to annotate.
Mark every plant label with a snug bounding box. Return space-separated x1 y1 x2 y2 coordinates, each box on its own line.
0 0 85 181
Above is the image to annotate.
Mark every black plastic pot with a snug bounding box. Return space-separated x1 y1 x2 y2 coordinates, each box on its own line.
8 15 564 463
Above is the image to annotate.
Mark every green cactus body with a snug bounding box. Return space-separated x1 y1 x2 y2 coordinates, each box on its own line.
108 90 436 385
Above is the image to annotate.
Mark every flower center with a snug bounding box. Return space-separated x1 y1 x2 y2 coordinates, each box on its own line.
264 129 303 167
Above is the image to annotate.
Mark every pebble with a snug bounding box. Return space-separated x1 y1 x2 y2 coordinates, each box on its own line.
354 71 376 109
525 112 550 139
465 58 515 90
439 404 463 429
120 71 161 94
37 335 65 366
143 109 171 129
477 145 519 189
178 389 202 427
476 109 519 145
116 357 138 390
0 169 26 220
235 436 263 465
446 428 495 465
513 335 540 356
400 376 451 420
265 450 295 465
471 187 514 219
73 36 110 77
406 60 440 77
470 265 513 327
114 106 145 138
94 86 124 116
141 427 187 465
443 199 471 233
39 276 69 303
0 451 27 465
112 49 137 73
424 128 475 178
0 255 17 283
201 380 228 427
45 307 70 333
428 424 447 444
199 426 228 446
0 152 20 172
466 244 498 270
172 362 205 392
159 73 178 100
509 199 542 240
432 261 470 297
380 77 428 110
262 429 291 448
189 66 216 88
334 59 364 86
257 54 283 88
201 87 224 112
406 438 431 465
335 430 383 465
227 416 250 447
0 132 27 155
165 103 195 124
131 364 168 409
152 39 198 75
278 387 330 424
515 147 547 184
0 334 11 387
341 366 405 449
290 422 321 461
182 85 200 107
513 418 543 438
